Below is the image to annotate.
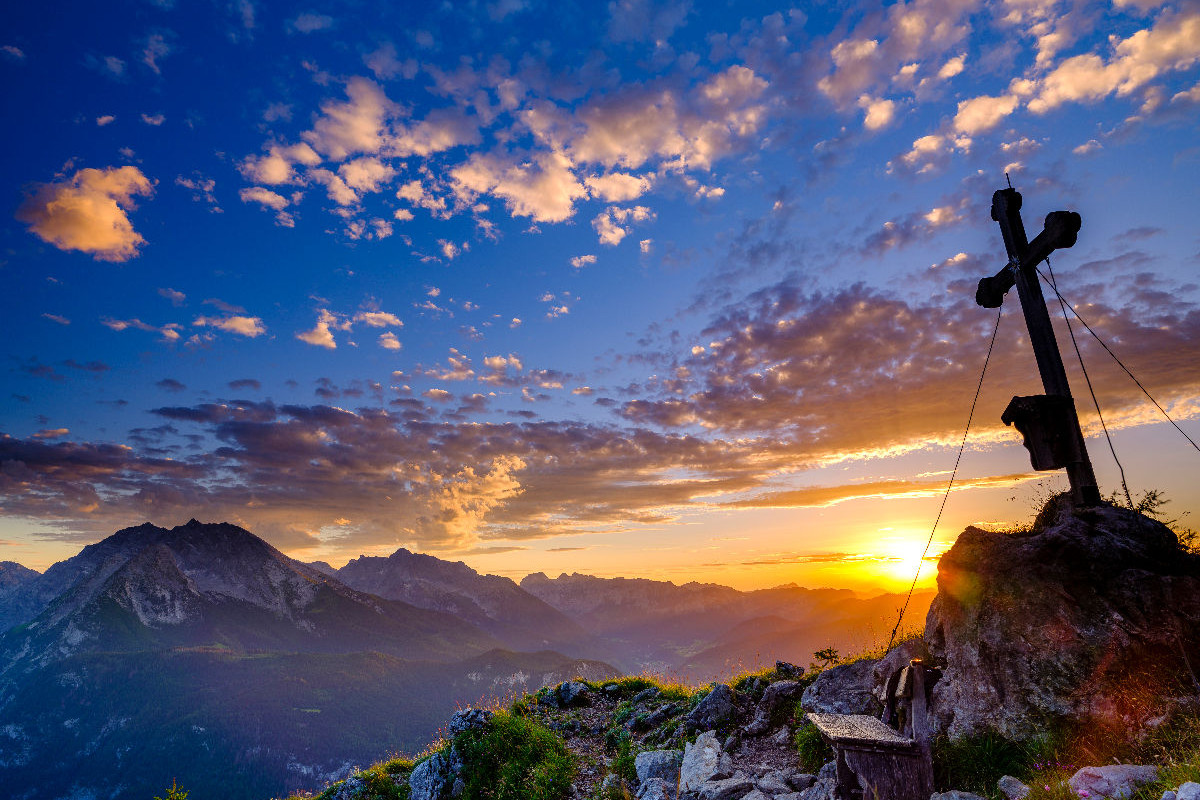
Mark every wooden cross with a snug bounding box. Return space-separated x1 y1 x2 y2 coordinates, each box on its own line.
976 187 1102 506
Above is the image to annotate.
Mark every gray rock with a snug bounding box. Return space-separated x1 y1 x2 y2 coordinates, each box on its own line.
1068 765 1159 799
644 704 679 729
775 795 805 800
409 750 464 800
771 725 793 746
742 790 771 800
797 761 837 800
745 680 804 735
930 792 987 800
696 772 754 800
638 777 677 800
556 680 592 707
926 500 1200 739
787 772 816 791
775 661 803 679
636 749 684 786
688 684 737 731
447 708 492 737
1178 783 1200 800
680 731 734 792
757 770 793 794
635 687 663 704
800 659 881 716
1162 791 1177 800
327 776 365 800
997 774 1031 800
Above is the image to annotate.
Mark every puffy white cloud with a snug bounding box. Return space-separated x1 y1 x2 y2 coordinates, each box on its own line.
1028 9 1200 113
858 95 897 130
585 172 653 202
302 77 394 161
937 54 966 79
239 143 321 185
17 166 154 262
952 93 1019 134
309 168 360 206
592 205 655 246
451 149 585 223
142 33 172 74
354 311 402 328
96 115 115 126
364 42 415 80
193 315 266 337
378 332 402 350
296 309 343 349
390 108 481 158
570 254 597 269
337 156 395 193
239 186 289 211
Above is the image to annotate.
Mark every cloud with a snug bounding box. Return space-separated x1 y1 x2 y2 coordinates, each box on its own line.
858 95 897 130
593 205 655 246
337 156 395 193
354 310 402 328
96 115 115 126
193 314 266 337
158 287 186 306
1027 8 1200 114
102 317 183 342
239 186 295 226
288 12 334 33
229 378 262 390
952 93 1019 134
156 378 186 392
142 32 172 74
302 77 394 161
17 166 154 261
296 309 344 349
42 313 70 325
239 143 321 185
451 149 586 223
585 172 654 202
722 474 1038 509
379 332 402 350
570 254 597 269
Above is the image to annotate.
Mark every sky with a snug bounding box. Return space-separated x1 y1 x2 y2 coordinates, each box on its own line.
2 0 1199 593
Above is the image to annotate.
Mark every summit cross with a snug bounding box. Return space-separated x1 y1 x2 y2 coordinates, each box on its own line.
975 187 1102 506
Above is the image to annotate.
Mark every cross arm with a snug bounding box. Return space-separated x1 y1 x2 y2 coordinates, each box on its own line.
975 210 1081 308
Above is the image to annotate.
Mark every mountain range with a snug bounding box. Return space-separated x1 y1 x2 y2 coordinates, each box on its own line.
0 520 931 800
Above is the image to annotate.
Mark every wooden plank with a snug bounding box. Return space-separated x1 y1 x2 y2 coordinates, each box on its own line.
806 713 914 748
844 746 934 800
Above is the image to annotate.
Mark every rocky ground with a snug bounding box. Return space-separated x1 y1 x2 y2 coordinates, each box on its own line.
524 663 827 800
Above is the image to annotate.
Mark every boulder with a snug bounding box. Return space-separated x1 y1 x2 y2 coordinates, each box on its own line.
636 749 684 786
926 499 1200 739
1068 765 1158 799
788 772 817 791
756 770 793 794
695 772 754 800
555 680 592 708
997 774 1031 800
800 659 881 716
447 708 492 737
687 684 737 731
680 731 733 792
742 790 771 800
638 777 678 800
1162 791 1177 800
930 793 987 800
744 680 803 735
327 776 365 800
775 661 804 679
797 760 836 800
1178 783 1200 800
409 750 464 800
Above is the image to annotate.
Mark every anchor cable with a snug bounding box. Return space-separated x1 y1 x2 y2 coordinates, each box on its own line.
1043 257 1133 508
885 305 1003 654
1034 264 1200 456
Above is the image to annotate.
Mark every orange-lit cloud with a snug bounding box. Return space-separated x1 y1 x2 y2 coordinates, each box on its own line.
17 166 154 261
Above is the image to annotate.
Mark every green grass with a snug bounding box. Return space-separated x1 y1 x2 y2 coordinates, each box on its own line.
794 720 834 773
453 709 575 800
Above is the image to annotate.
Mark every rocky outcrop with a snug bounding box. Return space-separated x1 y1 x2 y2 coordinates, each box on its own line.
799 658 880 716
687 683 737 731
926 498 1200 740
1068 765 1158 799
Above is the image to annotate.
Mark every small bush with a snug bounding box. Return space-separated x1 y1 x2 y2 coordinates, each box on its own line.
610 733 637 784
932 730 1032 797
794 720 833 773
454 709 575 800
153 780 189 800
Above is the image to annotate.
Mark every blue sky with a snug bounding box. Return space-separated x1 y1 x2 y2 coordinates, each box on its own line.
3 0 1199 590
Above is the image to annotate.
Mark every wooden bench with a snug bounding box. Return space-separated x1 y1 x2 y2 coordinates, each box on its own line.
806 659 935 800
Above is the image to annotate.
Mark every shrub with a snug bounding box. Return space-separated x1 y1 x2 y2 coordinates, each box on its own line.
932 730 1032 797
794 720 833 773
153 780 189 800
610 732 637 784
453 709 575 800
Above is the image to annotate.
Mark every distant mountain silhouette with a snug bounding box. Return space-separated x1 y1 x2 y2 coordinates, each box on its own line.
335 548 588 651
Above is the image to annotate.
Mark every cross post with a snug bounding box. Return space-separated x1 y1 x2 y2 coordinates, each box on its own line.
976 187 1102 506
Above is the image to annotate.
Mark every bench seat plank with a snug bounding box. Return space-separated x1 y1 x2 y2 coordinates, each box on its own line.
806 713 915 749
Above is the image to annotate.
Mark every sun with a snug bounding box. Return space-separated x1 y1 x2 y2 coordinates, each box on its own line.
877 534 941 587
